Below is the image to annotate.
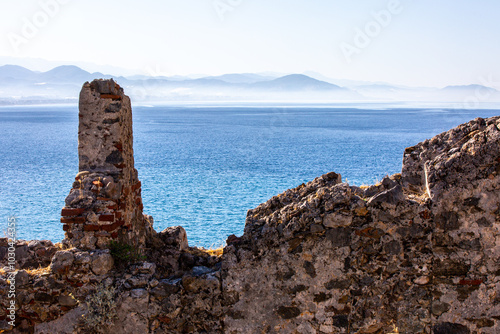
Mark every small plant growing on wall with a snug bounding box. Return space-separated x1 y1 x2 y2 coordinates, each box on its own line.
108 240 146 268
81 283 117 333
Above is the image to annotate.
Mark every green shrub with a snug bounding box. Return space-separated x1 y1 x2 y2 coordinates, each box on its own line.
108 240 146 266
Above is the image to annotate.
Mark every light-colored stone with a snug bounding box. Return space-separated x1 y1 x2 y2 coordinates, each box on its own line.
158 226 188 250
58 294 78 307
91 252 114 275
50 251 74 274
34 307 84 334
323 212 352 228
414 276 430 285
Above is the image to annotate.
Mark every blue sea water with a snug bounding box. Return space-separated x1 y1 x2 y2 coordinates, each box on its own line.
0 104 498 247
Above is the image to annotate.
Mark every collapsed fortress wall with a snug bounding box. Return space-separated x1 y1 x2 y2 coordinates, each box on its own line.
0 80 499 334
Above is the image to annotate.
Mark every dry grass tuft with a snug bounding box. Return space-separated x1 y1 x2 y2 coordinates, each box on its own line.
0 265 51 278
26 265 51 276
205 247 224 257
189 241 226 258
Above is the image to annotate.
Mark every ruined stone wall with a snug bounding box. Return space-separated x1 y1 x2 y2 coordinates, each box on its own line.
61 80 152 250
0 80 498 334
222 116 500 334
0 228 222 333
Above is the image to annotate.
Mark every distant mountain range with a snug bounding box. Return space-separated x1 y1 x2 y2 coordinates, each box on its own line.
0 64 499 105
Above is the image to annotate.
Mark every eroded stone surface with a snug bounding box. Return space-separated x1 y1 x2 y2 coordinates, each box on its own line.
61 79 154 250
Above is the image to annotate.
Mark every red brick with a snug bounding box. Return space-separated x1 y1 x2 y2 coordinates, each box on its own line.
110 232 118 238
18 311 40 322
83 225 100 231
62 225 70 231
36 248 47 256
135 197 142 205
61 208 85 216
459 279 483 286
100 93 122 100
419 210 432 220
158 316 172 324
98 214 115 222
97 197 112 201
114 142 123 151
114 163 125 169
355 227 384 239
115 211 122 219
60 217 86 224
101 221 125 232
107 204 118 210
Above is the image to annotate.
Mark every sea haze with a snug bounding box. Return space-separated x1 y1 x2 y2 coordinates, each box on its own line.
0 105 498 247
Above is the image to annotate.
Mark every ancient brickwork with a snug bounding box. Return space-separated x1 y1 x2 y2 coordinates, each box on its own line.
61 80 152 250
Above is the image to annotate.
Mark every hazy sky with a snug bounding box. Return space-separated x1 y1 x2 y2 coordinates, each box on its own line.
0 0 499 87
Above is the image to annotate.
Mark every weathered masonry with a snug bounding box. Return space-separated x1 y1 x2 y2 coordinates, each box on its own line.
60 79 153 250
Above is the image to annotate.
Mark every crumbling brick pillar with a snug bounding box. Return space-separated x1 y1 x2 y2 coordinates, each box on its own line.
61 79 152 250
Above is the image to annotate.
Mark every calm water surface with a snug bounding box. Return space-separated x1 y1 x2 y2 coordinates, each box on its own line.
0 104 498 246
